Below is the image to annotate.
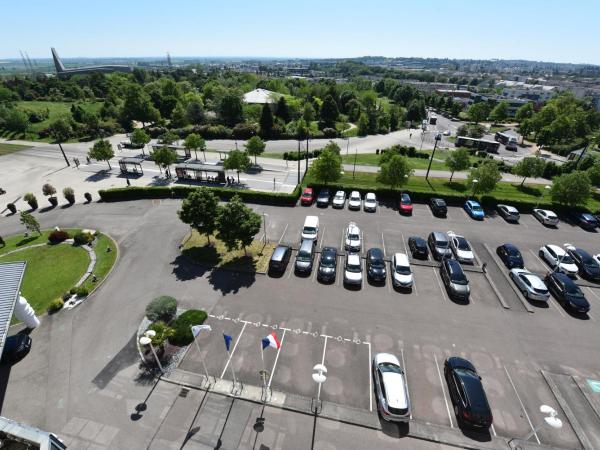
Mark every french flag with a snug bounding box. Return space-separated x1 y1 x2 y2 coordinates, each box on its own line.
261 332 281 350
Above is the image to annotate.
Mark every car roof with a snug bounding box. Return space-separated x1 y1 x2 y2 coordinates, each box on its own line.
537 209 556 216
334 190 345 196
299 239 314 252
432 197 445 204
571 247 594 261
431 231 448 241
347 222 360 231
551 271 576 285
393 253 409 266
517 270 545 288
365 192 376 199
350 191 360 196
382 372 408 409
446 258 464 274
368 248 384 259
272 245 290 259
303 187 313 193
347 253 361 264
500 204 518 212
503 243 518 251
304 215 319 226
466 200 480 207
447 356 477 372
546 244 566 255
322 246 337 255
318 189 329 195
410 236 426 245
374 352 400 365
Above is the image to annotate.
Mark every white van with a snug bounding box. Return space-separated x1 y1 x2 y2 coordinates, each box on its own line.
301 216 319 242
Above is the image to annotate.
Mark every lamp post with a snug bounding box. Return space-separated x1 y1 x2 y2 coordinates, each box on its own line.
262 213 268 244
425 133 442 180
139 331 164 373
471 179 479 197
312 363 327 414
346 136 350 156
353 148 358 180
509 405 562 446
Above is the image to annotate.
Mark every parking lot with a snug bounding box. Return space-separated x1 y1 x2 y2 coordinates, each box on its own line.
180 199 600 449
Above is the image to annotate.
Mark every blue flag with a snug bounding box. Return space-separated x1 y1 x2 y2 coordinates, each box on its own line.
223 333 233 352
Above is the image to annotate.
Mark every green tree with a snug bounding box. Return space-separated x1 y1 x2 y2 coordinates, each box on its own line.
320 94 339 128
121 84 160 126
184 133 206 160
586 161 600 186
311 146 342 185
303 103 316 122
244 136 266 165
186 100 205 125
216 195 262 254
377 154 413 189
550 171 591 206
88 139 115 170
467 102 490 124
445 148 471 181
152 146 177 175
259 103 274 137
468 160 502 194
515 103 534 122
518 119 532 144
5 109 29 134
357 113 369 137
130 128 151 152
48 117 73 161
159 131 179 145
405 99 426 123
489 101 509 124
20 211 40 235
170 103 188 128
178 188 220 244
219 92 244 126
275 97 290 123
512 157 546 186
223 149 251 182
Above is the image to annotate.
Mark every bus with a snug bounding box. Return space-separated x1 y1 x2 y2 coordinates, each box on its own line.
494 131 518 151
455 136 500 153
429 114 437 125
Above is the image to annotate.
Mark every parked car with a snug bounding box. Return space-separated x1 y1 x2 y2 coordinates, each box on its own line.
373 353 411 422
545 272 590 314
444 357 493 429
569 212 599 231
539 244 578 277
301 215 319 242
509 269 550 302
0 334 32 365
300 187 314 206
428 231 452 261
566 247 600 282
344 253 363 286
440 258 470 301
391 253 413 289
316 189 330 207
496 243 524 269
533 209 559 226
332 190 346 209
366 248 387 283
447 231 475 264
317 246 338 282
295 239 315 275
429 198 447 218
497 204 520 223
348 191 362 210
268 245 292 274
464 200 484 220
344 222 362 252
399 193 413 215
364 192 378 212
408 236 428 260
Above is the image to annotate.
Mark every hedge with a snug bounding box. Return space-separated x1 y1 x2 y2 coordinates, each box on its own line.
99 185 301 206
168 310 208 346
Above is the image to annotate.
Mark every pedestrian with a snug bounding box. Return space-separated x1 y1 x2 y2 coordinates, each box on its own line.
409 133 412 139
482 262 487 273
126 178 131 187
86 156 91 164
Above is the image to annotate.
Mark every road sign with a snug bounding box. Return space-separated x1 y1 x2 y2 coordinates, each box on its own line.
587 379 600 393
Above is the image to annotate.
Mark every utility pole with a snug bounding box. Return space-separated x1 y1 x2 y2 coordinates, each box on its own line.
297 139 301 184
305 132 309 175
425 133 442 180
353 148 358 180
58 142 70 167
575 141 590 169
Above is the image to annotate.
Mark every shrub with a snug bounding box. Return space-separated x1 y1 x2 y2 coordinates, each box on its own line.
147 321 175 348
232 123 258 140
73 231 94 246
42 183 57 198
47 298 64 314
69 287 78 295
168 309 208 346
322 128 338 138
145 296 178 322
84 192 92 203
0 235 4 247
62 292 72 301
63 187 75 204
48 230 70 244
24 192 38 209
76 286 89 296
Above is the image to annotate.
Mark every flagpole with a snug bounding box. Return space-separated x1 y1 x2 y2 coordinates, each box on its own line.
193 336 211 382
227 349 238 386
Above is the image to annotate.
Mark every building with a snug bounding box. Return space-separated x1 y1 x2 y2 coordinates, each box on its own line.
51 48 132 78
496 80 558 103
436 89 472 99
243 88 282 104
0 416 66 449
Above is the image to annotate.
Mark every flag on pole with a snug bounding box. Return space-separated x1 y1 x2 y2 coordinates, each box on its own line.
191 324 211 338
261 332 281 350
223 333 233 351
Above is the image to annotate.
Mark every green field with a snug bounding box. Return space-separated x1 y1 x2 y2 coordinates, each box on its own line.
341 150 483 171
0 142 31 156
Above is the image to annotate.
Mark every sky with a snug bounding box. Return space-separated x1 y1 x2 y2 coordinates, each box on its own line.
1 0 599 65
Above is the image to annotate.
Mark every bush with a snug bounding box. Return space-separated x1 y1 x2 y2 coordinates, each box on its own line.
24 192 38 209
168 309 208 346
73 231 94 246
62 292 72 301
48 230 70 244
84 192 92 203
147 321 175 348
63 187 75 204
232 123 258 140
76 286 89 296
145 296 178 322
47 298 64 314
322 128 338 138
7 203 16 214
42 183 57 197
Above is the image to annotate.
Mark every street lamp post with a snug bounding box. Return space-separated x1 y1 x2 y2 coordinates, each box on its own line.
353 148 358 180
471 179 479 198
262 213 268 244
346 136 350 156
425 133 442 180
312 364 327 414
509 405 562 445
139 331 164 373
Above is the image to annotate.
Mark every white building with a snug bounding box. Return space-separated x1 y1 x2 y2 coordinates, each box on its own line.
496 80 559 103
243 88 281 104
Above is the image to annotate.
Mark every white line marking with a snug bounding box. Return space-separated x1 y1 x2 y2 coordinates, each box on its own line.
400 348 412 419
412 278 419 296
503 365 540 444
317 336 329 401
367 341 373 412
220 322 248 378
381 233 386 257
528 249 548 270
287 257 294 279
268 329 286 387
432 268 448 303
340 229 345 251
278 223 289 244
586 287 600 301
550 297 567 318
491 424 497 437
302 331 310 335
319 226 326 250
587 312 596 322
400 231 408 256
434 354 454 428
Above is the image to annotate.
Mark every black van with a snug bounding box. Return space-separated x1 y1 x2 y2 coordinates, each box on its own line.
269 245 292 274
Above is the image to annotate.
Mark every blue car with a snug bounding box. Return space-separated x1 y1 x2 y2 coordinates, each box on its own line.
464 200 484 220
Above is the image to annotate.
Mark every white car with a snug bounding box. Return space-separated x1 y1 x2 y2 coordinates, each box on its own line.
363 192 377 212
391 253 413 288
533 209 559 226
539 244 578 276
443 130 451 136
344 222 362 252
332 190 346 209
373 353 410 422
344 253 363 285
509 269 550 302
594 254 600 266
348 191 362 210
447 231 475 264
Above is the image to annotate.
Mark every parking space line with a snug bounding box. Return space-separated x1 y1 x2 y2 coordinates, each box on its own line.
490 424 497 437
220 322 248 378
400 232 408 255
317 336 329 401
340 229 344 250
367 341 373 412
287 260 294 279
278 223 289 244
549 297 567 318
432 267 448 303
319 225 326 250
267 329 287 387
400 348 412 419
381 233 386 257
434 353 454 428
528 249 548 270
503 365 540 444
586 287 600 301
412 278 419 296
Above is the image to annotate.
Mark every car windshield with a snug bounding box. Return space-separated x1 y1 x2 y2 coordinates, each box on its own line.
506 246 520 257
321 257 335 268
436 239 448 248
348 233 359 240
560 254 574 264
449 265 468 284
379 362 402 374
456 237 470 251
350 194 360 200
395 265 411 275
334 193 344 199
471 204 482 212
347 262 361 272
402 195 411 204
303 226 316 234
302 192 311 198
370 259 385 268
297 251 311 261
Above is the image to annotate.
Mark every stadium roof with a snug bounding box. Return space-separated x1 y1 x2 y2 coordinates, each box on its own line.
243 88 281 104
0 262 26 356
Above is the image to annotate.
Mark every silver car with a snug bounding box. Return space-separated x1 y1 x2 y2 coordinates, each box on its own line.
509 269 550 302
332 190 346 209
373 353 410 422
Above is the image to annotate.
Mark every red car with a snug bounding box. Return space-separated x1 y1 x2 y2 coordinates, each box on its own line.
399 193 413 215
301 188 314 206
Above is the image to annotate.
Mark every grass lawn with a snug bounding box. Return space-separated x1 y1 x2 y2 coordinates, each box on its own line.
182 230 275 273
80 233 117 292
489 125 510 134
341 150 482 172
0 143 31 156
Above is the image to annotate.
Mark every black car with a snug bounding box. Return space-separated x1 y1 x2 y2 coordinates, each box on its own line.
545 272 590 313
444 357 493 429
1 334 32 365
316 189 330 208
268 245 292 274
570 212 599 231
430 198 447 218
566 247 600 282
496 243 524 269
408 236 428 260
366 248 387 282
318 246 338 282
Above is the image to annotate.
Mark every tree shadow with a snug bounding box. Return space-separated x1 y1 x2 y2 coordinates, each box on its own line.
516 184 542 197
207 267 256 295
91 332 139 390
181 245 221 267
170 253 212 281
443 181 467 193
220 255 257 273
16 236 37 247
39 204 57 213
85 170 112 182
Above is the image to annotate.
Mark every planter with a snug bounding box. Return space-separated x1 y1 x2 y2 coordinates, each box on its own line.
65 195 75 205
7 203 16 214
27 200 38 210
49 197 58 207
84 192 92 203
